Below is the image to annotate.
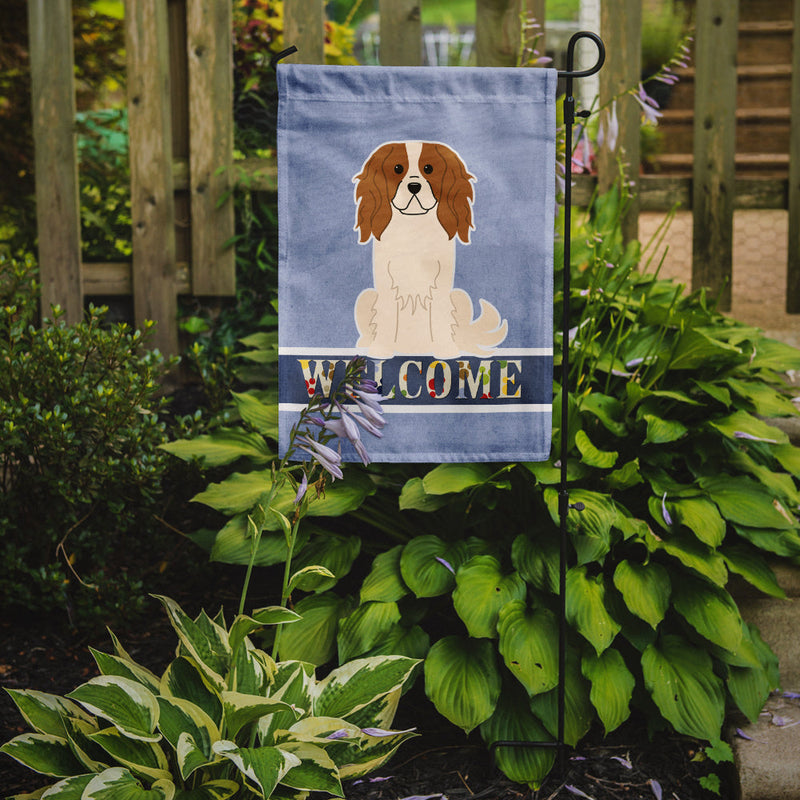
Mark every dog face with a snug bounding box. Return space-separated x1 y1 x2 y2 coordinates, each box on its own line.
354 141 475 244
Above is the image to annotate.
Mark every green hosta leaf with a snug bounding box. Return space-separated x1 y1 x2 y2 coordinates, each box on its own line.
360 545 409 603
672 575 743 653
733 524 800 558
708 410 788 445
337 601 402 662
642 634 725 741
693 380 731 407
398 477 451 512
581 649 635 735
612 560 670 629
544 488 617 540
160 428 272 467
277 592 352 665
725 378 799 417
88 727 170 782
82 768 174 799
643 414 688 444
606 459 644 491
748 337 800 371
452 556 526 639
314 656 420 721
700 474 797 530
0 733 85 777
772 443 800 477
212 741 299 797
496 601 558 696
668 496 726 547
566 566 621 655
721 543 786 598
160 658 222 728
421 463 493 494
580 392 627 436
221 692 297 740
528 649 593 747
668 328 743 370
228 608 299 656
575 429 618 468
727 663 772 723
288 565 336 594
208 515 305 567
90 650 161 694
276 741 343 796
291 535 361 592
511 534 559 593
192 471 274 515
480 681 555 789
523 458 590 485
173 780 239 800
231 391 278 438
399 535 468 598
648 528 728 586
424 636 501 733
4 690 93 737
362 624 431 660
67 676 160 742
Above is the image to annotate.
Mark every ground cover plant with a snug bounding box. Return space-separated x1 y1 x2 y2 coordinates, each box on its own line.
165 183 800 790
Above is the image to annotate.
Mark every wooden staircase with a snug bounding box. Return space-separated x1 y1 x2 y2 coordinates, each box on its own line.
652 0 794 177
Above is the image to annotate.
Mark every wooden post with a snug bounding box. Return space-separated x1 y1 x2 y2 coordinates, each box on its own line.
283 0 325 64
476 0 541 67
379 0 421 66
187 0 235 295
126 0 179 355
787 0 800 313
28 0 83 324
691 0 738 311
598 0 641 244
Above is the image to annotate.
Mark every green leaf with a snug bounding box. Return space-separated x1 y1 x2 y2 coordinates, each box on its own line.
479 681 555 790
173 780 239 800
725 378 799 417
566 566 621 655
643 414 687 444
727 663 772 724
212 741 299 797
647 528 728 586
208 515 301 567
360 545 409 603
192 470 277 515
421 463 493 494
580 392 627 436
159 658 222 728
88 727 171 782
398 477 450 512
276 741 344 796
291 535 361 592
641 634 725 741
4 689 93 737
361 624 430 660
231 391 278 438
721 543 786 598
452 556 526 639
228 609 300 656
160 428 272 467
0 733 85 777
424 637 501 733
606 459 644 491
496 601 559 696
748 337 800 371
672 575 743 652
277 593 352 665
575 429 618 468
668 328 743 371
156 696 219 778
399 536 468 598
612 560 670 629
221 692 297 740
693 380 732 407
733 524 800 558
82 768 174 799
67 676 160 742
511 534 559 593
699 474 797 530
708 410 788 445
581 649 635 734
337 601 402 662
669 496 726 548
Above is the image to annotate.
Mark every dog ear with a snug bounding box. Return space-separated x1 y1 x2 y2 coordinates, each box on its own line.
433 144 475 243
353 144 398 242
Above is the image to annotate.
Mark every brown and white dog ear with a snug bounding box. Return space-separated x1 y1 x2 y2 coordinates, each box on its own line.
432 143 475 243
353 142 401 242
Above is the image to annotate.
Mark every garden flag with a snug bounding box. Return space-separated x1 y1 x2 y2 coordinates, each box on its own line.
277 64 557 462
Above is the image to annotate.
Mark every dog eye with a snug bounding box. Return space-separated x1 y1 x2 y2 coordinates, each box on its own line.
423 164 433 174
394 164 404 174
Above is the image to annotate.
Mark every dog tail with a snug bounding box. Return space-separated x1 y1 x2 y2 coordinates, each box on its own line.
450 289 508 355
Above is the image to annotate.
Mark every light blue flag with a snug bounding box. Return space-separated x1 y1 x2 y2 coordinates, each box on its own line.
277 64 557 462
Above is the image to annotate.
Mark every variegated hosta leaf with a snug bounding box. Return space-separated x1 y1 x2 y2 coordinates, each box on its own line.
424 636 501 734
452 556 526 639
156 696 219 778
221 691 299 740
38 773 94 797
337 601 401 663
171 779 240 800
154 596 231 690
160 657 222 727
81 767 175 799
335 726 418 781
581 649 635 735
360 545 410 603
480 681 555 790
212 741 300 798
61 716 107 773
565 566 621 655
4 689 93 737
641 634 725 741
230 641 276 696
90 648 161 694
612 560 670 629
228 610 299 658
258 663 315 745
66 676 160 742
88 727 171 782
313 656 420 721
276 741 344 796
496 601 559 697
0 732 85 777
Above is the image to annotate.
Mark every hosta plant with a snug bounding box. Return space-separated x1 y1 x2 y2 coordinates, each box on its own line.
0 595 419 800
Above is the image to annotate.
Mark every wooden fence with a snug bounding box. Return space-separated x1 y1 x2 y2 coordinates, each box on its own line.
28 0 800 355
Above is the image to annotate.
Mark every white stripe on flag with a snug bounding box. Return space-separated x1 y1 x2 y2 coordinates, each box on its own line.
278 348 553 357
280 403 552 414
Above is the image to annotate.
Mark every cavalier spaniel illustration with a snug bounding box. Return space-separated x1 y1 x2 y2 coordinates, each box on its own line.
353 141 508 359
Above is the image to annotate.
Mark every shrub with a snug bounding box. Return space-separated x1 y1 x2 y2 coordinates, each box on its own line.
0 253 174 623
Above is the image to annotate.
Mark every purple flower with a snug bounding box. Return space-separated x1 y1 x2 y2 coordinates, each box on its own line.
734 431 779 444
633 83 662 125
297 435 344 480
661 492 673 526
362 726 416 737
598 100 619 152
293 472 308 505
565 786 595 799
611 755 632 769
649 779 663 800
435 556 455 574
326 729 351 740
735 727 755 741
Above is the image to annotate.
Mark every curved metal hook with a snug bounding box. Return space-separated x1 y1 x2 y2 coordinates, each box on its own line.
557 31 605 79
270 45 299 71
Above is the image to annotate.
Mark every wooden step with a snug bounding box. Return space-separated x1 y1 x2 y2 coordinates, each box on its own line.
738 20 794 66
649 152 789 178
738 0 794 22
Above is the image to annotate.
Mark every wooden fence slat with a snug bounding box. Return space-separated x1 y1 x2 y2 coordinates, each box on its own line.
691 0 739 312
476 0 540 67
379 0 421 66
187 0 235 295
787 0 800 312
28 0 83 324
598 0 641 244
284 0 325 64
125 0 179 356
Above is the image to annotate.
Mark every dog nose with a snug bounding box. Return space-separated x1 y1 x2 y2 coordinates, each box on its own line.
408 182 422 195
